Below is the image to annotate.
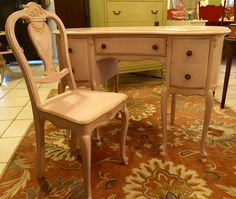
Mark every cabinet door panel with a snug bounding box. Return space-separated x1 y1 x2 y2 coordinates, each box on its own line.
107 2 163 24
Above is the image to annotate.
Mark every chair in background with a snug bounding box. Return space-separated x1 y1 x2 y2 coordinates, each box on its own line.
5 2 129 198
198 0 226 26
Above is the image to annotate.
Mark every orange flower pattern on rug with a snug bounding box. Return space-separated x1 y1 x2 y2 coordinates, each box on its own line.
0 81 236 199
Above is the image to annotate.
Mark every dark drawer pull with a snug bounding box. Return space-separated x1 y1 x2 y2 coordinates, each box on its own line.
112 10 121 15
186 50 193 56
152 44 159 50
101 44 107 49
68 48 73 53
185 74 191 80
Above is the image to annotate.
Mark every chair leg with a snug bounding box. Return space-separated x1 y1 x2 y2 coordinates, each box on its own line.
170 93 176 125
69 130 78 154
120 107 129 165
35 118 45 179
79 134 92 199
94 128 101 146
200 90 214 162
113 74 119 92
0 65 5 85
160 87 168 156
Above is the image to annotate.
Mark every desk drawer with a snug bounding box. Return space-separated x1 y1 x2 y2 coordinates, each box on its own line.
170 64 207 88
95 37 166 56
171 38 210 65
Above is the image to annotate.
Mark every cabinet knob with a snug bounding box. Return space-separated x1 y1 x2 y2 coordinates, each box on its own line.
186 50 193 56
68 48 73 53
112 10 121 15
101 44 107 49
152 44 159 50
185 74 191 80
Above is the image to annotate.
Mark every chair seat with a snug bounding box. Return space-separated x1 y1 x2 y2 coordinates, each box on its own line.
40 90 128 124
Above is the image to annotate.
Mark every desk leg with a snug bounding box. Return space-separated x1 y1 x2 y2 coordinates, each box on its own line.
221 44 233 109
170 93 176 125
160 87 168 155
200 90 213 162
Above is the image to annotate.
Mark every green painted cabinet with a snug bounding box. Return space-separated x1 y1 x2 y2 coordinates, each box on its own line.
89 0 167 27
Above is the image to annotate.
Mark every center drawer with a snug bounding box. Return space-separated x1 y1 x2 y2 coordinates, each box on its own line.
95 37 166 56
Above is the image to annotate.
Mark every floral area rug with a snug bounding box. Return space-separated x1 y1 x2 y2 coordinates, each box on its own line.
0 77 236 199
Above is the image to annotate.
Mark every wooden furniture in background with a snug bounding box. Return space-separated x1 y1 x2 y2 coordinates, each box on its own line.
0 0 46 61
56 26 228 162
54 0 90 28
221 36 236 108
89 0 167 27
0 31 18 84
5 3 129 199
198 0 226 26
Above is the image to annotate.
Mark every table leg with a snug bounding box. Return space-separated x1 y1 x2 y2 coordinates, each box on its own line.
160 87 168 156
200 90 214 162
221 43 233 109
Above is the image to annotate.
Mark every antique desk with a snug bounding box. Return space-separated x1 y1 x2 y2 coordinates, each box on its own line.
55 26 228 161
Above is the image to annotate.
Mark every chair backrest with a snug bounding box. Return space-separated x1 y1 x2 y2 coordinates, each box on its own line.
5 2 76 109
198 0 226 25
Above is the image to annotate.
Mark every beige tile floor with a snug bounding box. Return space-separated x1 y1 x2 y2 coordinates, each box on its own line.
0 60 235 178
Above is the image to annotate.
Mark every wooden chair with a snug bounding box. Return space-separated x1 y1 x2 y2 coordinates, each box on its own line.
5 2 129 198
198 0 226 26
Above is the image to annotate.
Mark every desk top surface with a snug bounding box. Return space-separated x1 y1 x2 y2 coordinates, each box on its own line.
62 26 229 36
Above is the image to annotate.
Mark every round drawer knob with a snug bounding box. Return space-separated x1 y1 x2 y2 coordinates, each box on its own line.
68 48 73 53
186 50 193 56
152 44 159 50
185 74 191 80
101 44 107 49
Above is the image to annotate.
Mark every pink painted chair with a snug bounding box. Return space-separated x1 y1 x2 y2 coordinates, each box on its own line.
5 2 129 198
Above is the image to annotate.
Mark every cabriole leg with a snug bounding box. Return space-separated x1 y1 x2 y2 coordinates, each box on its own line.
120 107 129 165
200 90 214 162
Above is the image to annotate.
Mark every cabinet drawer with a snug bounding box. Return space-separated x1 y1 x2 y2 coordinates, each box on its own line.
170 64 207 88
95 37 166 56
107 2 163 23
171 38 210 65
